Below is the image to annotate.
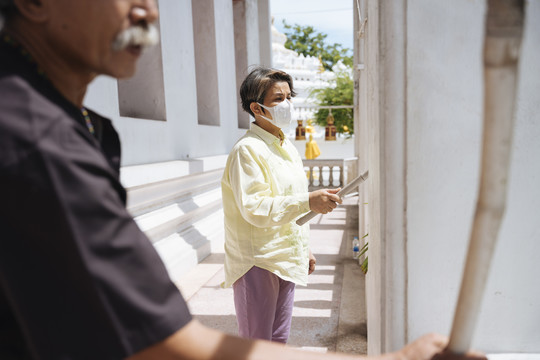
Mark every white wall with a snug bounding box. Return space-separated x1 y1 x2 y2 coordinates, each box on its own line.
406 0 540 352
85 0 245 166
406 0 485 343
365 0 540 354
83 0 263 283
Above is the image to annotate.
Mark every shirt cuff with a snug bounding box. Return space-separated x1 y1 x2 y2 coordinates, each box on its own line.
298 192 310 213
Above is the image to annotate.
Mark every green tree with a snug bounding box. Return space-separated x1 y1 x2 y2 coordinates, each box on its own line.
310 70 354 137
282 21 352 71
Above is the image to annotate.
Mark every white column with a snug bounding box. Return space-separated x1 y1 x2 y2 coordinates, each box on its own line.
192 0 221 126
354 0 369 269
365 0 408 354
212 0 241 152
258 0 272 67
245 0 261 67
233 0 260 129
117 13 166 121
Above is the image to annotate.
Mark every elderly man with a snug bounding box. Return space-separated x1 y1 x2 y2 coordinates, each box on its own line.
0 0 486 359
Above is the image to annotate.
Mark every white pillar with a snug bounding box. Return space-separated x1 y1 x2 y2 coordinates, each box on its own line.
117 15 166 121
192 0 221 126
233 0 261 129
354 0 369 268
365 0 408 354
258 0 272 67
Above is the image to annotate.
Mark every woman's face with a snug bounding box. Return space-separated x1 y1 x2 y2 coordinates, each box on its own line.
261 81 292 110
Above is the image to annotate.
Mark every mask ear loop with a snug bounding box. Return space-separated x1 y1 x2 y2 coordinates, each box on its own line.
257 103 274 123
257 103 272 119
259 103 267 116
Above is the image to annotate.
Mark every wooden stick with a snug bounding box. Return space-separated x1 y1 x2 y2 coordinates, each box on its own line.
447 0 525 352
296 170 369 226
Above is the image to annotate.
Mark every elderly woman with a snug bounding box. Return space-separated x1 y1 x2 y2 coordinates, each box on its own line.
221 67 342 343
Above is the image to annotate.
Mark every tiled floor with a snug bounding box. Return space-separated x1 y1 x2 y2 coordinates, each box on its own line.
176 197 367 355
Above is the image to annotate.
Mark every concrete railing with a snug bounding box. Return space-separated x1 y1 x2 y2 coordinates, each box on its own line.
293 104 354 126
303 157 358 191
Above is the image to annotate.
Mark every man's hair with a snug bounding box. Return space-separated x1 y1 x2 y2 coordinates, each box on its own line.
0 0 15 19
240 66 296 117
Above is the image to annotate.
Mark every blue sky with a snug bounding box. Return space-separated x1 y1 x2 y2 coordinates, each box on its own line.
270 0 354 52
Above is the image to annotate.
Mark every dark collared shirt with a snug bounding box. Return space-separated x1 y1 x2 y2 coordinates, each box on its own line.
0 37 192 359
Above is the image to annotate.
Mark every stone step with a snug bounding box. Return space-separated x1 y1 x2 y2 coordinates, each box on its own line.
154 209 224 283
134 187 222 241
127 168 223 218
122 162 226 283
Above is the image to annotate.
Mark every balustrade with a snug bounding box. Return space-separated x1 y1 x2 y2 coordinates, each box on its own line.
303 157 358 191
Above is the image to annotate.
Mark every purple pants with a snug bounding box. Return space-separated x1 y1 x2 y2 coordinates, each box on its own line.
233 266 296 343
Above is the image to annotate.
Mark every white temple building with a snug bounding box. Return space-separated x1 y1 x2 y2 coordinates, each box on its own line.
270 22 354 158
271 22 333 121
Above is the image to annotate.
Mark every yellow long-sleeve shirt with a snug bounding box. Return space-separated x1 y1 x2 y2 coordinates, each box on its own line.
221 123 311 288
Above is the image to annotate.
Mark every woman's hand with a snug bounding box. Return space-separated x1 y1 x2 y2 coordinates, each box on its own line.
308 249 316 275
308 188 342 214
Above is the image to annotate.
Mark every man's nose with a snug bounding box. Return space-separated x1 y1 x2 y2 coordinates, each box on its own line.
131 0 159 25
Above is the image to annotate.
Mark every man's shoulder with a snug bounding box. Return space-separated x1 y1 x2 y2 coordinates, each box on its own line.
0 74 64 132
0 76 75 168
0 73 39 104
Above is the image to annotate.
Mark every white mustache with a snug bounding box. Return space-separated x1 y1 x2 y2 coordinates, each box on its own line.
112 23 160 51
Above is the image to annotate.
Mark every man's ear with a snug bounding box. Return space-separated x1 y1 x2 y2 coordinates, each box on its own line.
13 0 49 22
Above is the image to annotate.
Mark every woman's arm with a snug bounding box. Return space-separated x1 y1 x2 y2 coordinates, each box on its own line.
226 146 341 228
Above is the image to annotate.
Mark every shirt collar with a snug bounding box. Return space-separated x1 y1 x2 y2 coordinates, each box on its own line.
250 123 285 146
0 33 96 140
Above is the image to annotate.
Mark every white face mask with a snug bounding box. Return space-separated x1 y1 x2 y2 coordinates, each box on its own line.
257 99 294 128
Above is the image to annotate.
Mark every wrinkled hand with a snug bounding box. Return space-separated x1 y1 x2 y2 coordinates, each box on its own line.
308 249 316 275
308 188 342 214
397 334 487 360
